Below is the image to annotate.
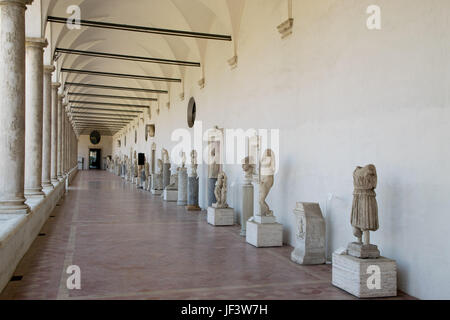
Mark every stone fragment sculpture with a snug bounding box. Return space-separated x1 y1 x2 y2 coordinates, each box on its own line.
208 144 220 179
242 156 255 182
190 150 198 177
166 168 179 190
162 148 170 164
351 164 379 245
258 149 276 217
180 151 186 168
157 159 163 173
213 172 228 208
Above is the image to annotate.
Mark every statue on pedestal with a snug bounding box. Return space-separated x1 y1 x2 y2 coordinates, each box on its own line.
347 164 380 259
166 168 179 190
242 156 255 183
162 148 170 164
190 150 198 177
213 172 228 208
258 149 276 217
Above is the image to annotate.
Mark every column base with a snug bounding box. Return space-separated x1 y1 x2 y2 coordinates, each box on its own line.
25 190 46 200
0 203 30 215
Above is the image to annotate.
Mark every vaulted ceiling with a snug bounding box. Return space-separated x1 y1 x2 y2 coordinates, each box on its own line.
42 0 245 136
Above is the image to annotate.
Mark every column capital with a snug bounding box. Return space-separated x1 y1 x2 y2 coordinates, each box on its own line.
44 65 56 74
25 37 48 49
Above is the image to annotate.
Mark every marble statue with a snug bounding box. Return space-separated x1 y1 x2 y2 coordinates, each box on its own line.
332 164 397 298
190 150 198 177
180 151 186 168
166 168 179 190
258 149 276 217
208 145 220 179
157 159 163 174
242 156 255 182
162 148 170 164
187 150 200 211
240 156 255 236
213 172 228 208
350 164 379 245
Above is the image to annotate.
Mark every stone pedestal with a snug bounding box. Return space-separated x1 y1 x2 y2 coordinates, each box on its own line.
177 168 188 206
151 173 163 195
151 189 162 196
332 252 397 298
207 207 235 226
291 202 326 265
240 182 254 236
347 242 380 259
207 178 217 207
187 176 200 211
163 189 178 202
246 218 283 248
162 163 171 189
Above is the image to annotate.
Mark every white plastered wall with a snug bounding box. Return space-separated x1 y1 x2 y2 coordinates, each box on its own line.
107 0 450 299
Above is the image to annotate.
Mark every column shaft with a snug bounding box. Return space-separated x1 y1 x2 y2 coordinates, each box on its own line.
42 65 54 190
57 95 64 179
51 83 60 183
0 0 29 213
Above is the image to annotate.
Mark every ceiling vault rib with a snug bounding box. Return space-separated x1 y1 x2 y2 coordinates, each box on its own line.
47 16 232 41
62 68 181 83
56 48 200 67
65 82 168 94
67 92 157 101
70 111 138 118
70 106 144 113
69 100 149 108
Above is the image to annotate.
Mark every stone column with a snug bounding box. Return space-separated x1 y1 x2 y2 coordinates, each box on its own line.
177 167 188 206
187 176 200 211
24 37 47 199
240 181 254 236
162 163 171 189
42 65 54 190
0 0 30 214
57 94 64 179
50 83 60 183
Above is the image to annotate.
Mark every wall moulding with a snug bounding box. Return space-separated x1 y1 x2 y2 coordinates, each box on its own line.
277 18 293 39
228 55 238 70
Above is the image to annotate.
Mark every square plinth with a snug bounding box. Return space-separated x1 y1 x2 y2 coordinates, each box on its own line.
207 207 235 226
332 252 397 298
163 190 178 202
246 221 283 248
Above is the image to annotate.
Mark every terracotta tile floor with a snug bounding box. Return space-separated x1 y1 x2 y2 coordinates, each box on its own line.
0 171 415 300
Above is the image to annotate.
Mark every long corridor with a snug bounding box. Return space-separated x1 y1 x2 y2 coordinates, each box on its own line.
0 171 413 300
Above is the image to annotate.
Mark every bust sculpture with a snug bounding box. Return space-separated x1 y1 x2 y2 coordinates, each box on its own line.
259 149 276 217
242 156 255 182
213 172 228 208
